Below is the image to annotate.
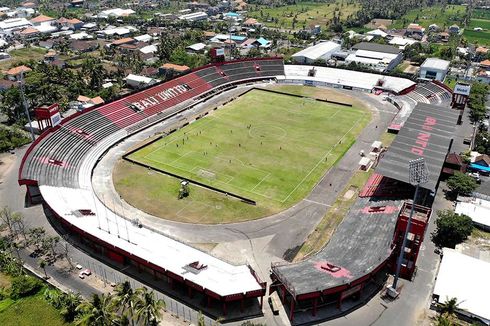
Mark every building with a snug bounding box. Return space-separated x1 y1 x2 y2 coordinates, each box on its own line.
97 8 136 19
455 195 490 231
0 17 32 34
346 42 403 72
186 42 206 54
291 41 341 64
406 23 425 36
433 248 490 325
449 24 460 34
125 74 160 88
57 17 83 30
159 63 190 75
419 58 450 81
179 11 208 22
6 65 31 81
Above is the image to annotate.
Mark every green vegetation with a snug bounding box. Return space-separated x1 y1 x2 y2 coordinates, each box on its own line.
391 5 467 29
0 126 31 152
464 17 490 45
471 227 490 241
122 89 369 223
0 292 69 326
473 9 490 20
0 47 47 74
295 170 373 261
431 210 473 249
468 82 489 123
447 172 478 197
248 1 360 29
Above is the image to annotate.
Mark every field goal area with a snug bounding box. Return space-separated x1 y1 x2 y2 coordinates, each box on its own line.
126 89 368 206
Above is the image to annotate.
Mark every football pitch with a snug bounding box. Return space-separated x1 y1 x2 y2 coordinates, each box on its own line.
126 89 370 209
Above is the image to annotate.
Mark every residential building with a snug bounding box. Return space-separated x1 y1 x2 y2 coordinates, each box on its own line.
0 18 32 34
419 58 450 81
97 8 136 19
125 74 160 88
179 11 208 22
406 23 425 36
449 24 460 34
6 65 31 81
291 41 341 64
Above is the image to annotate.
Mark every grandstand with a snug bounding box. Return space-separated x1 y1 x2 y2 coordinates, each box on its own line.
18 58 285 315
18 59 458 322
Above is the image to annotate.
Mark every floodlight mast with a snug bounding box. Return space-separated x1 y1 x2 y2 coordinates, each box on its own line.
391 158 429 292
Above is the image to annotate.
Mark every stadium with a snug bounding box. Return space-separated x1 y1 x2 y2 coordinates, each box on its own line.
18 57 461 323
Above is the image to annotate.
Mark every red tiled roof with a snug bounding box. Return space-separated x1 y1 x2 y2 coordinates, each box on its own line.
6 65 32 75
30 15 54 23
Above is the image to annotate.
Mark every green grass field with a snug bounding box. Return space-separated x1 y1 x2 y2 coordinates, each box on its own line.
248 1 360 29
391 5 466 29
116 88 369 223
0 294 69 326
464 18 490 45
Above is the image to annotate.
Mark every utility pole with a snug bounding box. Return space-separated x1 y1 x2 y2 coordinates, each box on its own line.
19 71 35 142
389 158 429 297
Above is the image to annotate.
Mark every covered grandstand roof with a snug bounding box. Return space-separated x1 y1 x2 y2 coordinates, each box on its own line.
273 197 402 297
376 103 459 191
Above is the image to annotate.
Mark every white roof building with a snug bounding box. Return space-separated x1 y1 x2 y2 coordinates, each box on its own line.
97 26 137 37
139 44 158 55
291 41 341 64
388 36 418 49
419 58 450 81
97 8 136 19
0 18 32 33
455 196 490 230
134 34 152 42
186 42 206 52
433 248 490 325
366 29 388 38
179 11 208 21
70 31 92 40
125 74 160 88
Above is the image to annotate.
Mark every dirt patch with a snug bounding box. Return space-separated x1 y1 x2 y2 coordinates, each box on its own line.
343 187 356 200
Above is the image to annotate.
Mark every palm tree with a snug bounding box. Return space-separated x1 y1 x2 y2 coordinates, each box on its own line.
60 292 82 322
439 297 460 316
75 293 116 326
134 287 165 326
112 281 137 324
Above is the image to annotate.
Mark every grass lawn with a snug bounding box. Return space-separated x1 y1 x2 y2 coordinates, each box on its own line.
473 9 490 20
294 170 374 261
116 88 370 223
391 5 467 29
247 1 360 29
0 293 69 326
0 47 47 75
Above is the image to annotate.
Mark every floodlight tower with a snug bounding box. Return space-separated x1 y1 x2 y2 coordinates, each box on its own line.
389 158 429 296
19 71 35 142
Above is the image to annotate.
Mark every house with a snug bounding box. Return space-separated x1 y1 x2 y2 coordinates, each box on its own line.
39 39 55 49
367 29 388 38
186 42 206 54
18 26 40 39
438 32 450 42
159 63 190 75
419 58 450 81
70 0 84 7
442 153 466 177
476 70 490 84
474 154 490 167
139 44 158 62
125 74 160 89
58 17 84 30
428 24 439 32
6 65 31 81
480 59 490 70
134 34 152 43
69 31 92 40
242 18 261 28
0 79 16 91
110 37 135 47
406 23 425 36
255 37 271 49
30 14 55 26
69 40 98 53
140 67 159 77
44 50 58 63
449 24 460 34
76 95 105 109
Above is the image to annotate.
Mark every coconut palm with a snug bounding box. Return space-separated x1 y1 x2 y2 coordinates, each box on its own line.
112 281 137 324
134 287 165 326
439 297 460 316
60 292 82 322
75 293 116 326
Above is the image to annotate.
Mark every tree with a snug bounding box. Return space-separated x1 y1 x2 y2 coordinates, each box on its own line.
439 297 460 316
75 293 116 326
39 259 48 279
27 227 46 253
431 210 473 248
112 281 137 324
447 172 478 196
134 287 165 326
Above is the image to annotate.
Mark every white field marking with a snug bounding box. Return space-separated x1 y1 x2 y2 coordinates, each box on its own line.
304 198 332 207
281 116 363 204
329 109 341 120
189 166 234 184
250 172 271 192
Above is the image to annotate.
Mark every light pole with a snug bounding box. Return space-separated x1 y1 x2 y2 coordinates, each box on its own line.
389 158 429 296
19 70 35 142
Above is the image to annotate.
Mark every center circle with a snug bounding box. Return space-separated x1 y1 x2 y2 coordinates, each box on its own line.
248 124 287 141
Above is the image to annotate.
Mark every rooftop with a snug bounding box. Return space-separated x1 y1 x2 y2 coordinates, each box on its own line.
292 41 341 60
421 58 450 71
30 14 54 24
352 42 402 54
6 65 32 75
161 63 190 72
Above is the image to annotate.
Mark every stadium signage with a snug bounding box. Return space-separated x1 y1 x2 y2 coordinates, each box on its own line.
131 84 192 110
411 116 437 156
